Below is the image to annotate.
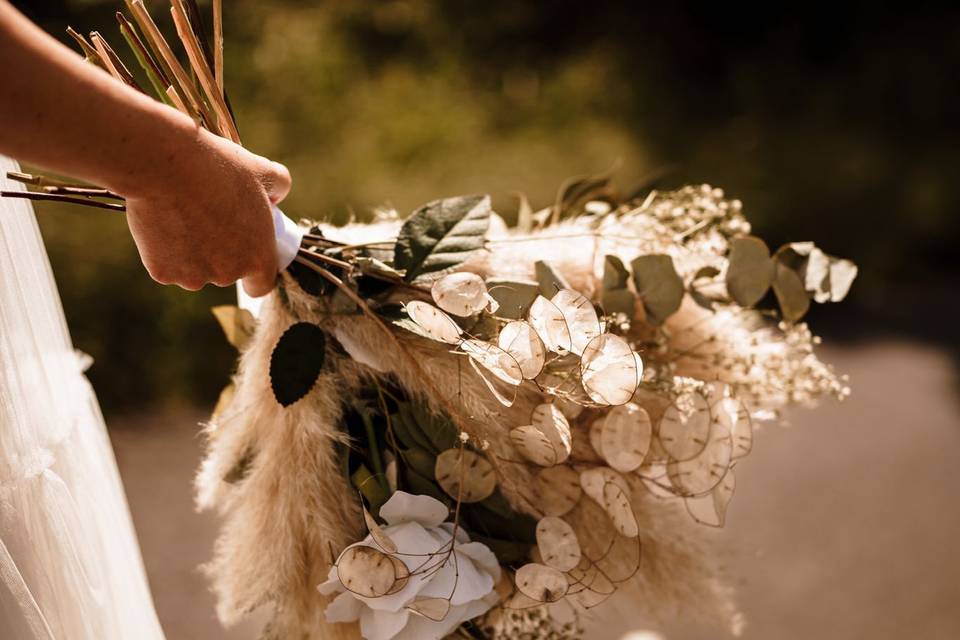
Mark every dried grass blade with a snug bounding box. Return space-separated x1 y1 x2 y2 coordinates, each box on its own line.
0 191 126 212
65 27 108 70
170 0 239 142
213 0 223 95
42 185 124 200
90 32 143 92
116 11 174 105
126 0 213 129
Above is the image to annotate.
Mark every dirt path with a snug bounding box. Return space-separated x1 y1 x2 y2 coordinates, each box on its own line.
110 341 960 639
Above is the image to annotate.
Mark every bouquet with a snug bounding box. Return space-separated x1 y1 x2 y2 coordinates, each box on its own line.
3 3 857 639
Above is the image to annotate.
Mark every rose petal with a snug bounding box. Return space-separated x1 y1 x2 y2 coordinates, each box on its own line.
317 564 342 595
324 592 362 623
360 606 411 640
456 541 502 580
380 491 449 527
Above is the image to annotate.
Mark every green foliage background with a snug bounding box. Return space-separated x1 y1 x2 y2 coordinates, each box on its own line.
12 0 959 414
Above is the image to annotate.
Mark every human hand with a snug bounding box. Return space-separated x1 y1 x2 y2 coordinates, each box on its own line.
123 126 292 297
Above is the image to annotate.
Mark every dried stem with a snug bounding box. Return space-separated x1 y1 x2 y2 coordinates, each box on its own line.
90 31 143 92
0 191 126 211
126 0 214 129
213 0 223 95
43 185 124 200
65 27 108 70
116 11 174 106
170 0 240 143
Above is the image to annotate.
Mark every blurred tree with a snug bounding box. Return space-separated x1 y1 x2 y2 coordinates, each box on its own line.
10 0 959 412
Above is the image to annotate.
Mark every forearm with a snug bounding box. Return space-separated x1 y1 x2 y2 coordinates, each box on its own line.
0 1 198 197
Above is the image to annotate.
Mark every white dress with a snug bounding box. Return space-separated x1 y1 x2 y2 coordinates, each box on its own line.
0 157 165 639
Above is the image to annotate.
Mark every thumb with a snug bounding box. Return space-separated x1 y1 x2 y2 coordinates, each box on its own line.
241 267 277 299
263 160 292 205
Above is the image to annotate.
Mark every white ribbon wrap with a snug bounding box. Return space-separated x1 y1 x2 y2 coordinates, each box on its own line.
273 206 304 271
237 207 304 316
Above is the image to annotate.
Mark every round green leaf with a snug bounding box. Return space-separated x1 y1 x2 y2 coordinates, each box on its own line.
772 262 810 322
726 236 774 307
631 254 684 325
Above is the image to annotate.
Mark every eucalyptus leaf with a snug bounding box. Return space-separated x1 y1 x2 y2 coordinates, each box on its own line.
351 465 389 513
726 236 775 307
486 279 539 319
602 255 630 290
772 262 810 322
409 403 459 452
601 255 636 316
601 288 636 317
689 288 716 311
775 242 857 304
394 194 491 282
535 260 570 298
402 448 437 480
396 404 440 454
269 322 326 407
403 467 448 503
631 254 684 325
693 266 721 280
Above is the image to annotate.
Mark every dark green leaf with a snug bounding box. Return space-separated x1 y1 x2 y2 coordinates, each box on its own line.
394 194 491 282
486 279 539 319
402 448 437 479
689 288 716 311
772 262 810 322
286 259 332 297
352 464 389 513
468 535 532 564
602 255 630 290
395 404 438 453
693 266 721 281
535 260 570 297
409 404 459 452
601 288 636 316
270 322 326 407
403 467 448 503
631 254 684 325
602 255 635 315
726 236 775 307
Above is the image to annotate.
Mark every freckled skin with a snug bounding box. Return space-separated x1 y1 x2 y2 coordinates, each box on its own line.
0 1 291 296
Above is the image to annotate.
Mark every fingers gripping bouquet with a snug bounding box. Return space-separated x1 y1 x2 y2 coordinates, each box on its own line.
1 3 856 639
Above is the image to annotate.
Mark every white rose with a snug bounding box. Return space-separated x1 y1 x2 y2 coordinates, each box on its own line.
318 492 502 640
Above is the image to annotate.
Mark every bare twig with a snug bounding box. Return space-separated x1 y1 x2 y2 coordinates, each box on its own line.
0 191 126 211
43 185 124 200
65 27 108 70
116 11 173 105
213 0 224 95
170 0 240 143
90 31 143 92
126 0 215 130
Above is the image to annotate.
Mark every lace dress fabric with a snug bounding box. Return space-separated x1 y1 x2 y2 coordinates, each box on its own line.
0 157 164 639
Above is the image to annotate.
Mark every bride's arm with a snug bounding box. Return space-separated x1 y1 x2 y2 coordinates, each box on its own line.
0 1 290 296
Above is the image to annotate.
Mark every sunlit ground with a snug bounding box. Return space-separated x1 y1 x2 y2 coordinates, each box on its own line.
110 340 960 640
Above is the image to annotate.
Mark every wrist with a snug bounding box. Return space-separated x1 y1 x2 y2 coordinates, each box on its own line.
100 98 208 199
